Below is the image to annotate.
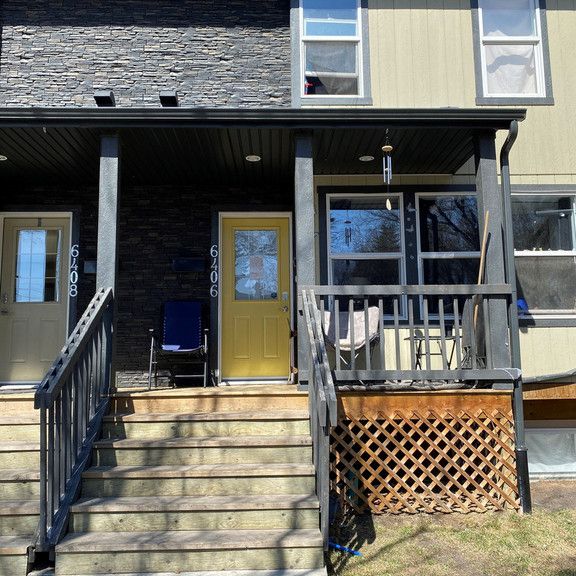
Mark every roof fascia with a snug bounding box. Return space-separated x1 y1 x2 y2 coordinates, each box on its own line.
0 107 526 130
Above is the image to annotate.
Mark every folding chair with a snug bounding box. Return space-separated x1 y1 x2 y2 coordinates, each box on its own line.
148 301 209 388
322 306 380 367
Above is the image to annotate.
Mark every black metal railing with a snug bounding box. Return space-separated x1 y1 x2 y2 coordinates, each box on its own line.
302 284 521 386
34 287 114 552
302 289 337 549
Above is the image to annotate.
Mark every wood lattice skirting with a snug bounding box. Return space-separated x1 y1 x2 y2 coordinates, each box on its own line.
331 391 520 514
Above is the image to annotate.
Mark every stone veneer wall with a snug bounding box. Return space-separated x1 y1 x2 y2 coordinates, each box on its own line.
0 0 291 108
3 184 293 387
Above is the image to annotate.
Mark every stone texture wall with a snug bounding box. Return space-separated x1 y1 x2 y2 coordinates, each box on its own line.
3 184 293 386
0 0 291 108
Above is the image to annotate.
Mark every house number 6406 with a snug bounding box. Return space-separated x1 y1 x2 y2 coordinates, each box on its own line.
210 245 219 298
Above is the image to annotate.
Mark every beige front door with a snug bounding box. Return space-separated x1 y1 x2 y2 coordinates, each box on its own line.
220 216 292 381
0 217 70 383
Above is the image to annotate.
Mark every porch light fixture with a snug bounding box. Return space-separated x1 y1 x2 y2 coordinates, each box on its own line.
359 155 374 162
0 155 7 162
245 155 261 162
159 90 179 107
93 90 116 107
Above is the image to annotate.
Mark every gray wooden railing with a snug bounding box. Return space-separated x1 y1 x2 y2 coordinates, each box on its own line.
303 284 521 385
302 289 337 549
34 287 114 552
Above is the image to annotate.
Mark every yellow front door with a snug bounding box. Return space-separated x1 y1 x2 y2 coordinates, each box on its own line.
221 216 292 380
0 217 70 383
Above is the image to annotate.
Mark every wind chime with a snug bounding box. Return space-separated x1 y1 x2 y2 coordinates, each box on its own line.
344 208 352 247
382 129 393 210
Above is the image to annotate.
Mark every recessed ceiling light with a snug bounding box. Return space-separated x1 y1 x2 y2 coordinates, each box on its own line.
359 155 374 162
245 155 261 162
0 155 7 162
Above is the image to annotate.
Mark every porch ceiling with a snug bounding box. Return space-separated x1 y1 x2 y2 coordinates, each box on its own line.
0 108 526 187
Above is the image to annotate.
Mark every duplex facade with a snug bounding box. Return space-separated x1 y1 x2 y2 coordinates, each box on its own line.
0 0 575 573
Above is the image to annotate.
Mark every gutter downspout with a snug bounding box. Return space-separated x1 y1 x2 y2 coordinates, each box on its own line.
500 120 532 514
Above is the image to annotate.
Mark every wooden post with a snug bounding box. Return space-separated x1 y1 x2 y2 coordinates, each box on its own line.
96 133 121 389
295 133 315 387
475 132 510 369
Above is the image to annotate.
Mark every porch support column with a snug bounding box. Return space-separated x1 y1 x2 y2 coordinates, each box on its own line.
96 134 121 293
295 132 315 387
474 131 510 369
96 134 121 390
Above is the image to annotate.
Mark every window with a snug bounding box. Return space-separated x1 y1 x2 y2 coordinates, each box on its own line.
300 0 365 99
417 194 481 314
475 0 551 102
15 229 61 303
327 194 404 311
512 193 576 315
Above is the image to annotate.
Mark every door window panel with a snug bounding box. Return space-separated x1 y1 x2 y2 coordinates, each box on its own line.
234 230 278 301
15 229 61 303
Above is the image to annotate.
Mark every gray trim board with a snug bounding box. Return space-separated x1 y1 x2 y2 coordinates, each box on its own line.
471 0 554 106
520 317 576 328
291 0 373 108
0 107 527 129
511 185 576 194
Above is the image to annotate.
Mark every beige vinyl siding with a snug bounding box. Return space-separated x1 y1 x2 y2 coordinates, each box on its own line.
520 327 576 378
367 1 576 184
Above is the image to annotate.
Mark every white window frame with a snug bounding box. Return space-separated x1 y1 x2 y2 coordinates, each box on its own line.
327 193 406 316
513 192 576 318
478 0 546 99
416 192 481 317
300 0 364 100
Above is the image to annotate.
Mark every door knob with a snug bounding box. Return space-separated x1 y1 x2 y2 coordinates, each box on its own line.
280 306 289 312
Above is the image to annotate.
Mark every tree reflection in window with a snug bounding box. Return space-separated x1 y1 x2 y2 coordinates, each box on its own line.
234 230 278 301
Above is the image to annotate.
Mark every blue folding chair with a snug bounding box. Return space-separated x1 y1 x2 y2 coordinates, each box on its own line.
148 301 209 388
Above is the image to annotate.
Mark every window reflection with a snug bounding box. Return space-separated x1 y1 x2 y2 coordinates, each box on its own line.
15 229 61 303
330 196 401 254
419 196 480 253
234 230 278 301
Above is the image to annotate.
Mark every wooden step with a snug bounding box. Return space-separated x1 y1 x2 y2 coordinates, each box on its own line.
102 410 310 440
0 535 32 575
92 435 312 466
0 393 36 415
69 494 319 532
81 464 316 497
0 414 40 441
56 529 324 574
109 387 309 415
0 500 40 536
0 441 40 469
58 570 327 576
0 469 40 500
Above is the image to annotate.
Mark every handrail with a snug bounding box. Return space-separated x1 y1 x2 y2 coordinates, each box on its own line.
302 289 337 549
34 287 114 553
302 283 520 384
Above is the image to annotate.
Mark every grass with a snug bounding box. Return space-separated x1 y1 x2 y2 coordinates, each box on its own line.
328 508 576 576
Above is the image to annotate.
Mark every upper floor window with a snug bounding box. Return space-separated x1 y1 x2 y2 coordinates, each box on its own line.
300 0 367 101
475 0 553 104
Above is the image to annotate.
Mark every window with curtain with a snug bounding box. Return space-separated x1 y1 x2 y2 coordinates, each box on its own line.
301 0 362 97
478 0 547 98
512 193 576 315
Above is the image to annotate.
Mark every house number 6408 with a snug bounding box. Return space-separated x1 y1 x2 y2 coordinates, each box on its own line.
69 244 79 298
210 245 219 298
